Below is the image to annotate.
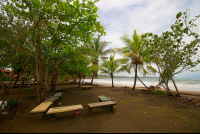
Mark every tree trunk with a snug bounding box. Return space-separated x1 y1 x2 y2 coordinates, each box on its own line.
170 76 180 97
137 76 149 90
78 75 81 88
26 75 30 88
14 74 19 85
132 64 138 90
19 74 22 93
0 72 6 95
90 72 94 85
111 73 114 87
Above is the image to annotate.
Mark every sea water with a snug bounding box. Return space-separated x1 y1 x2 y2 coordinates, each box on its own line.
84 75 200 92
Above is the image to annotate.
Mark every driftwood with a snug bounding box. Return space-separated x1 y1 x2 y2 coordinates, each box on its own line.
182 98 193 103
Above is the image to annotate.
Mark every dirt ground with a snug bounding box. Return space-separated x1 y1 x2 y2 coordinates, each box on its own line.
0 83 200 133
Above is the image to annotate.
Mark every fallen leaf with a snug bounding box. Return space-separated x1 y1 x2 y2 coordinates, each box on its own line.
174 123 178 125
144 112 146 114
36 128 41 131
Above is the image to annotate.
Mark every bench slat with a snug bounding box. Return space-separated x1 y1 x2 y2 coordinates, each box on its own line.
30 102 53 113
87 101 116 108
46 104 83 114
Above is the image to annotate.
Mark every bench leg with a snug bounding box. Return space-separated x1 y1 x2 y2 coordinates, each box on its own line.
110 105 116 114
74 110 79 118
42 112 47 119
88 108 93 117
50 114 56 121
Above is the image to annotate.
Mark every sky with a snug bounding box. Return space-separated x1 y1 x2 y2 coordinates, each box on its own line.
94 0 200 78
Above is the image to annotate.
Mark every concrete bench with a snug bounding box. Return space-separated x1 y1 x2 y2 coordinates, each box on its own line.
87 101 117 116
30 102 53 118
53 92 63 98
97 95 112 102
82 86 92 90
46 104 84 121
43 96 60 106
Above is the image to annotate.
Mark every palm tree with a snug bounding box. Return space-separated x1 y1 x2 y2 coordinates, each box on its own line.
119 30 156 90
88 34 111 84
100 55 128 87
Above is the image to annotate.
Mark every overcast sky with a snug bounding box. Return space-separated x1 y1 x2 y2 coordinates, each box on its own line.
95 0 200 78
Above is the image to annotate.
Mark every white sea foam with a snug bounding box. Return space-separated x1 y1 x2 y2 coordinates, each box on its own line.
84 78 200 92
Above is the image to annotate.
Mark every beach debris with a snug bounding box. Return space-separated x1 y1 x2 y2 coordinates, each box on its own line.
182 98 193 103
36 128 41 131
120 86 131 90
174 123 178 125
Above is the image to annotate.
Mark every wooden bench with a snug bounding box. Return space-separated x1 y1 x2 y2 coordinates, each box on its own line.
82 86 92 90
46 104 84 121
97 95 112 102
87 101 117 116
30 102 53 118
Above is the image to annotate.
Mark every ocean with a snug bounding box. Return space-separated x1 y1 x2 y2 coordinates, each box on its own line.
84 75 200 92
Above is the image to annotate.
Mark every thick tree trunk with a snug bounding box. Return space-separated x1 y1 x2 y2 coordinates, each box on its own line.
132 64 138 90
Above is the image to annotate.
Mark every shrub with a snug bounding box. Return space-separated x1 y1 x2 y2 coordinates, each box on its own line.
25 88 32 91
6 98 20 109
154 90 165 95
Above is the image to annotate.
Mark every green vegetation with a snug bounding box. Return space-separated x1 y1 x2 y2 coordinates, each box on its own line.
100 55 128 87
141 9 200 96
153 90 165 95
6 98 20 109
25 88 32 91
117 30 156 90
0 0 199 102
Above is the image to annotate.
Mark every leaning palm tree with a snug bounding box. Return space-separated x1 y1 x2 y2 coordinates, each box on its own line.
88 34 111 84
100 55 129 87
118 30 156 90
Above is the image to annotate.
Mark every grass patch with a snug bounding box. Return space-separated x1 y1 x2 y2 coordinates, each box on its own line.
25 88 32 91
153 90 165 95
181 116 190 123
120 99 130 104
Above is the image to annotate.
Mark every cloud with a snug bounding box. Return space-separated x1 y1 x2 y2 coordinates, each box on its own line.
95 0 200 77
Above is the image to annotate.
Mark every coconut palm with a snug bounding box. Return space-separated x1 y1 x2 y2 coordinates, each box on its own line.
88 34 111 84
100 55 129 87
119 30 156 90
